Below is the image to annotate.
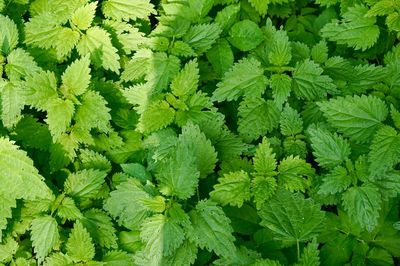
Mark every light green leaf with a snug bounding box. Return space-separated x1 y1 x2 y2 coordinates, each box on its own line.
252 175 277 210
308 126 351 169
212 58 268 102
137 100 175 134
24 13 63 50
318 95 388 143
237 98 280 142
269 29 291 67
368 126 400 177
0 137 52 201
5 48 40 80
0 238 18 264
163 240 198 266
210 170 251 207
171 59 199 98
342 184 382 232
77 26 120 73
30 216 59 263
57 197 83 221
64 169 107 202
228 20 264 51
183 23 222 54
81 209 117 249
23 70 58 110
0 81 24 128
61 55 91 97
66 221 95 262
71 2 97 31
293 59 336 100
0 15 19 54
104 179 152 230
45 98 75 141
54 27 80 59
43 253 73 266
146 52 180 93
102 250 134 266
102 0 155 21
0 198 16 242
278 155 314 192
188 200 236 257
321 5 380 51
75 90 111 133
259 189 325 244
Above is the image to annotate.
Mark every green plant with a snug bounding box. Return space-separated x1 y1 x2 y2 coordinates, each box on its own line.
0 0 400 265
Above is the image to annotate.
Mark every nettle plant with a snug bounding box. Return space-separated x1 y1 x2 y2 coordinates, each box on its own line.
1 0 400 265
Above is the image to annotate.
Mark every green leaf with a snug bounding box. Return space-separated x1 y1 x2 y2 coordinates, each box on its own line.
308 126 351 169
249 0 270 15
212 57 268 102
81 209 117 249
0 15 19 54
206 39 234 77
280 105 303 136
183 23 222 54
104 179 152 230
30 216 59 263
251 175 277 210
210 170 251 207
292 59 336 100
0 238 18 264
57 197 83 220
269 29 291 67
188 200 236 257
342 184 382 232
0 137 52 200
102 0 155 21
0 198 16 241
45 98 75 141
5 48 40 80
43 253 73 266
259 189 325 244
278 155 314 192
61 55 91 97
295 239 320 266
146 52 180 93
253 137 277 176
171 59 199 98
77 26 120 73
0 81 24 128
318 166 352 195
270 73 292 108
237 98 280 142
102 250 134 266
66 221 95 263
64 169 107 202
321 5 380 51
163 240 198 266
368 126 400 177
23 70 58 110
137 100 175 134
71 2 97 31
228 20 264 51
318 95 388 143
75 90 111 133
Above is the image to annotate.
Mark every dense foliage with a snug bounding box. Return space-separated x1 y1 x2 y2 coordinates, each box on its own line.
1 0 400 265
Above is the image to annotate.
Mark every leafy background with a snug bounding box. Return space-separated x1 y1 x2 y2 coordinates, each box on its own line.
0 0 400 265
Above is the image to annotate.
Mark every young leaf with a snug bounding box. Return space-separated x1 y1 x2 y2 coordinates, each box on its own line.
318 166 352 195
71 2 97 31
31 216 59 263
102 0 155 21
0 15 19 54
183 23 222 54
64 169 107 202
45 98 75 141
66 221 95 263
253 137 277 176
61 55 91 97
278 156 314 192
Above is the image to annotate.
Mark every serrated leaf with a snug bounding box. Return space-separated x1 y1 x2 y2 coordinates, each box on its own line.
0 238 18 263
321 5 380 51
0 198 16 242
228 20 264 51
318 95 388 143
102 0 155 21
253 137 277 176
64 169 107 202
252 175 277 210
368 126 400 177
104 179 152 230
280 105 303 136
188 200 236 257
57 197 83 220
269 29 291 67
293 59 336 100
45 98 75 141
206 39 234 77
183 23 222 54
23 70 58 110
342 184 382 232
71 2 97 30
81 209 117 249
308 126 351 169
259 189 325 244
0 81 24 128
237 98 280 142
30 216 59 263
171 59 199 98
146 52 180 93
210 170 251 207
212 57 268 102
137 100 175 134
0 15 19 54
66 221 95 262
278 155 314 192
5 48 40 80
163 240 198 266
61 55 91 97
318 166 352 195
270 73 292 108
